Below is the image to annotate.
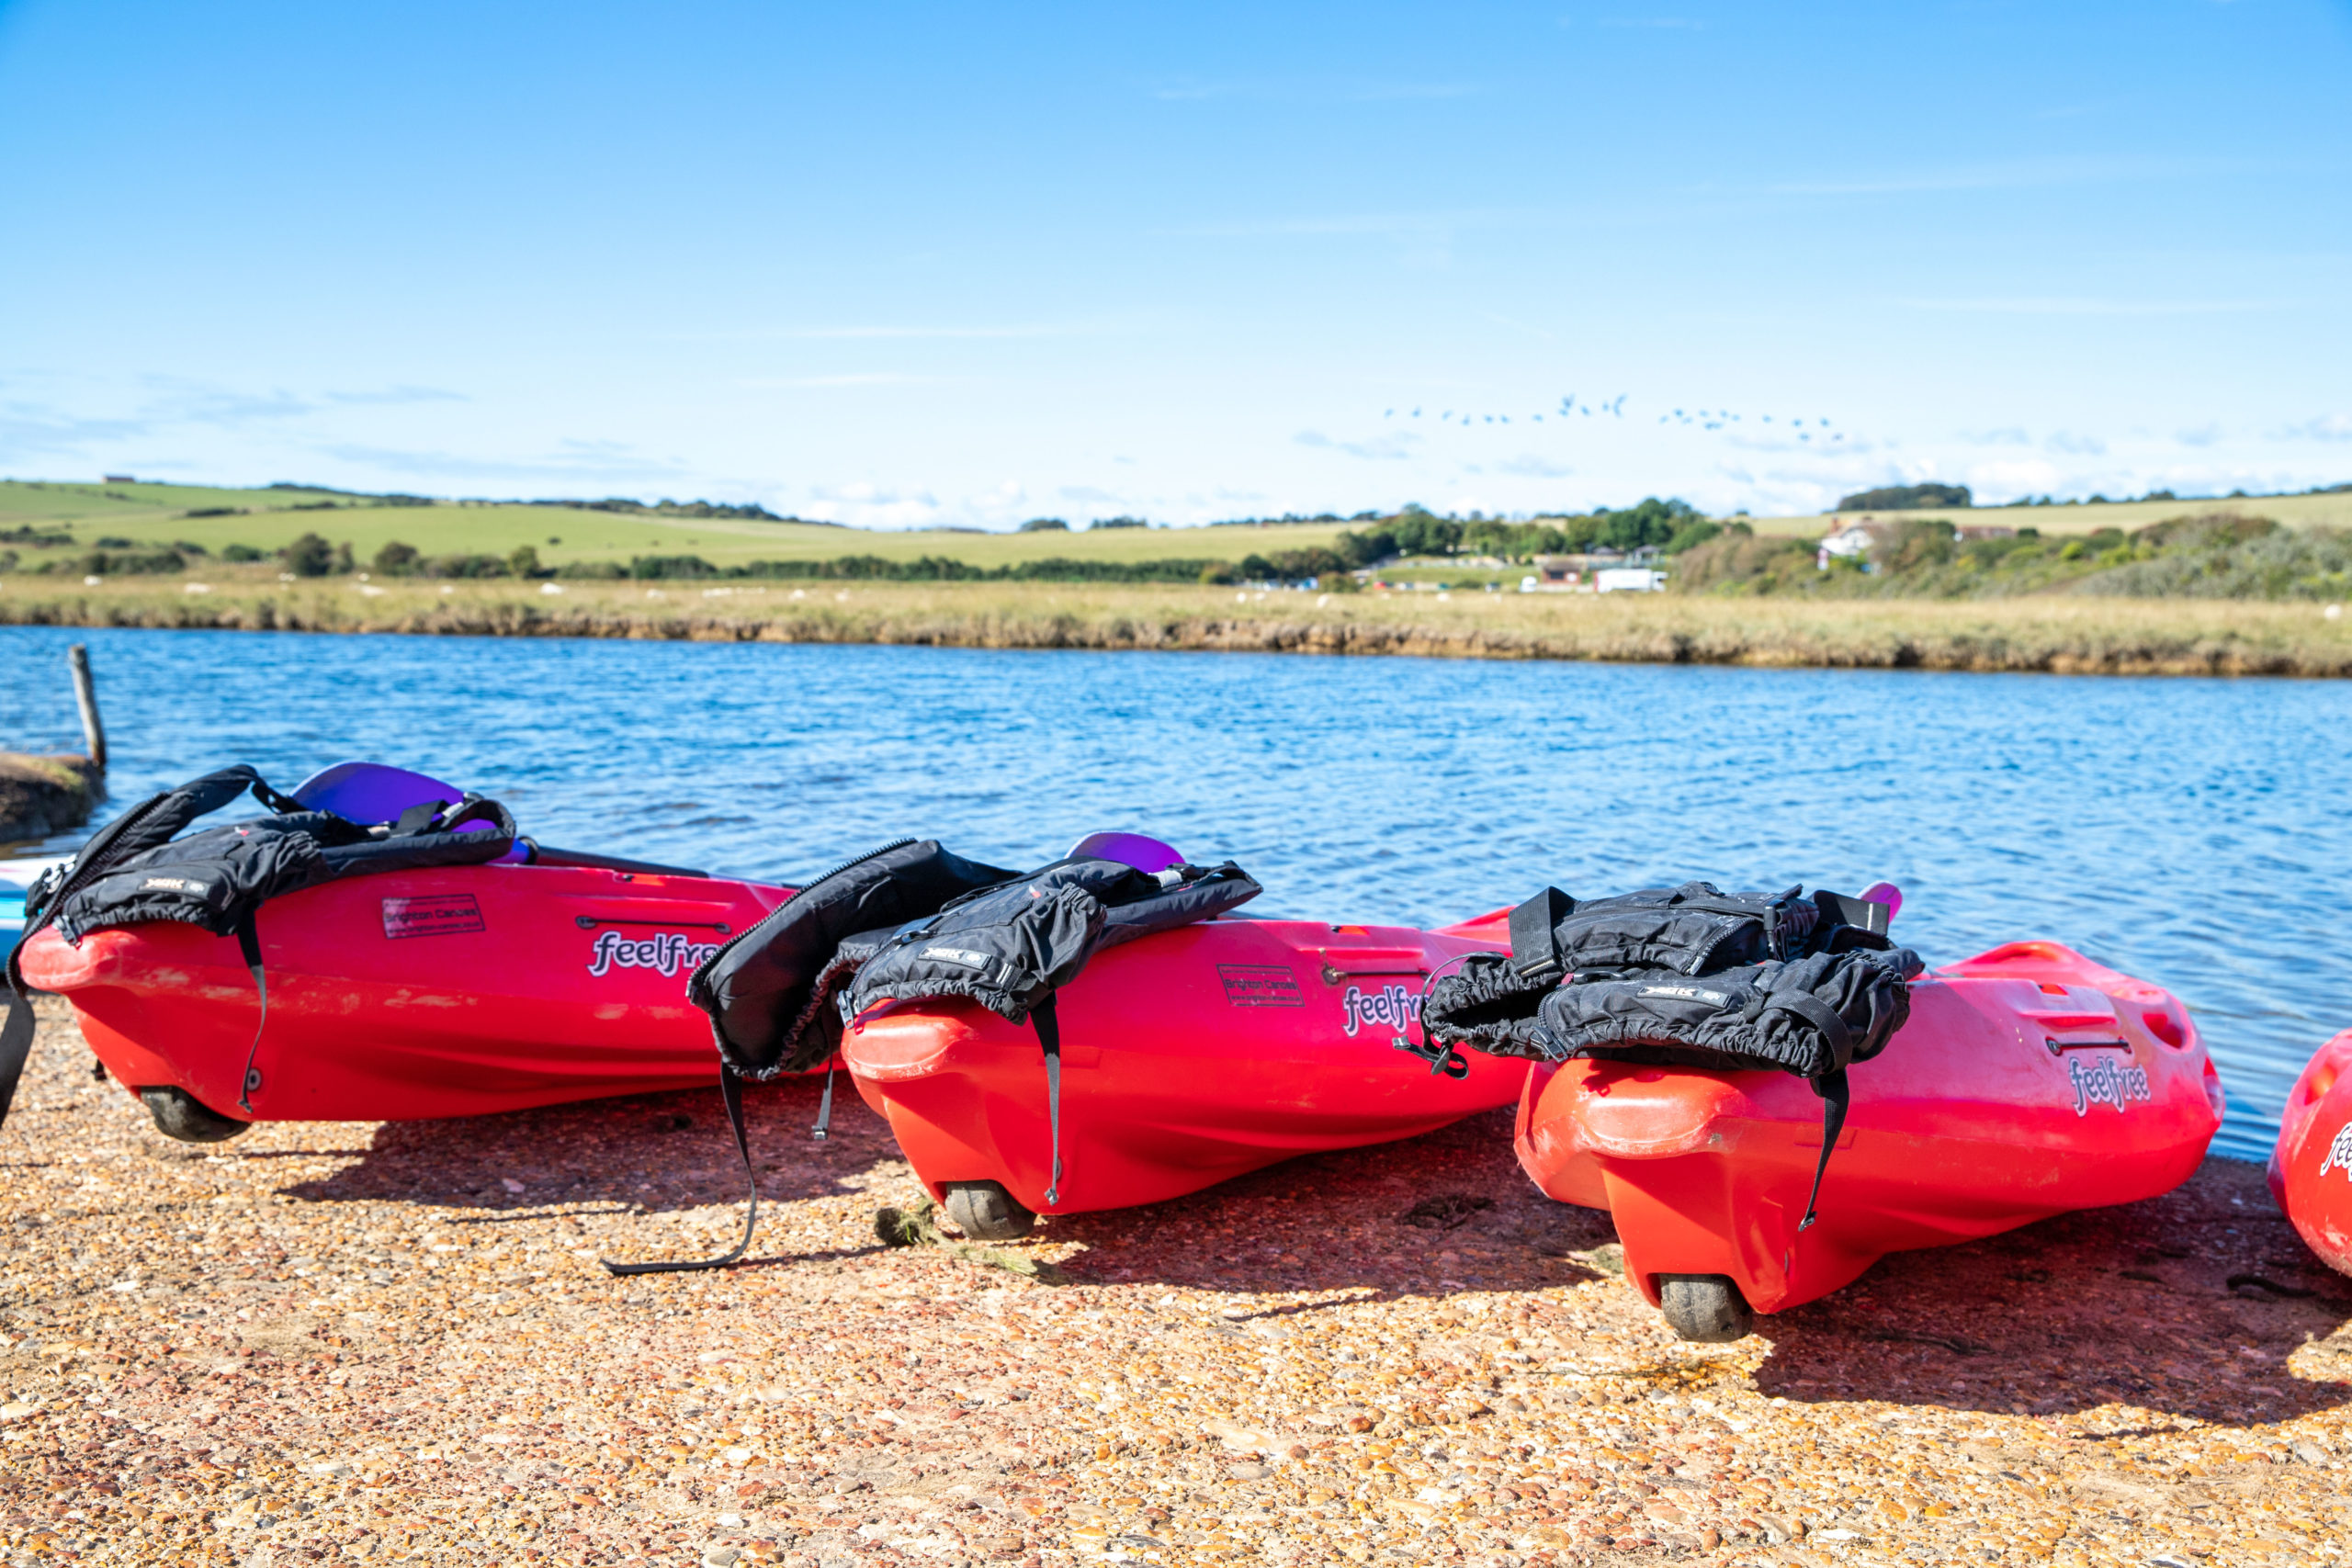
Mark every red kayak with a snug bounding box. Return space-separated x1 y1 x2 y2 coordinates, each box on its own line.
1514 940 2223 1338
21 857 790 1140
842 914 1522 1237
2270 1028 2352 1277
14 759 793 1142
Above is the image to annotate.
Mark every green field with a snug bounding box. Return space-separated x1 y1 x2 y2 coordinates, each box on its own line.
4 477 2346 581
1749 490 2352 538
0 479 1359 572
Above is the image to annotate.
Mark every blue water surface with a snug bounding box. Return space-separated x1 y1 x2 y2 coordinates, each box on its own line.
4 625 2344 1162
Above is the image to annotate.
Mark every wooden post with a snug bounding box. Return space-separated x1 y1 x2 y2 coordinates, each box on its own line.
67 644 106 771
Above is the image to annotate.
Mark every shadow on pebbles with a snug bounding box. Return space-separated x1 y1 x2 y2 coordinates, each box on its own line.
2 995 2348 1566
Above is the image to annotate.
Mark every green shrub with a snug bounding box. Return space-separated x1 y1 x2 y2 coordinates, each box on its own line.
283 532 337 577
222 543 266 562
426 553 510 578
1018 517 1069 533
372 541 421 576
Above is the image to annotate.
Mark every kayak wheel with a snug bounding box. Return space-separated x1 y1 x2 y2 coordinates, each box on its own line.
1657 1274 1754 1343
943 1180 1035 1241
138 1087 252 1145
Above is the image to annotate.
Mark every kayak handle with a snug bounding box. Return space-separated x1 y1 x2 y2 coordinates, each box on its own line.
2043 1035 2132 1055
1321 964 1428 985
573 916 732 933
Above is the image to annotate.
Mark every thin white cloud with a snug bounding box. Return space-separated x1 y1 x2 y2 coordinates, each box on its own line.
318 442 689 482
2275 414 2352 443
736 373 944 389
1774 154 2238 198
1495 455 1576 478
1295 430 1420 461
1899 296 2278 317
322 385 469 407
2175 423 2223 447
1152 78 1480 103
769 325 1073 341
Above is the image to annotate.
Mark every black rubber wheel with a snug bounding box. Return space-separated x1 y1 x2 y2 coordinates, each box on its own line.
139 1086 252 1144
943 1180 1035 1241
1657 1273 1755 1342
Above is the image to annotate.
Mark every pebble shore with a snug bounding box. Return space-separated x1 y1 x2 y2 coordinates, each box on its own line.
4 996 2348 1567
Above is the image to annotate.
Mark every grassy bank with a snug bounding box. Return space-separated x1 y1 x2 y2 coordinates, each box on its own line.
4 573 2347 676
10 479 2350 581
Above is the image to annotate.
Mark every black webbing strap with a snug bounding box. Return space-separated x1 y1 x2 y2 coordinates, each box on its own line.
1758 990 1856 1068
1813 890 1891 938
603 1066 761 1276
233 914 268 1112
1798 1068 1850 1232
1507 887 1572 981
248 775 309 816
390 799 451 838
1035 993 1065 1208
0 987 34 1138
811 1057 837 1139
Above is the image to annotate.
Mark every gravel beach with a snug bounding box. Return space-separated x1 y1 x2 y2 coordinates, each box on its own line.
4 995 2347 1567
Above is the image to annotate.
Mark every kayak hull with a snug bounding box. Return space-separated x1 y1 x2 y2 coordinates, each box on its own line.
842 919 1522 1216
2270 1028 2352 1276
1516 941 2223 1316
18 862 790 1123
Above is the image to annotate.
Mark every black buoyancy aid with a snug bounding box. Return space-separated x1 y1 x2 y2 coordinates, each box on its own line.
2 763 518 1134
614 845 1260 1277
685 839 1022 1080
1418 880 1920 1230
839 855 1262 1025
25 763 517 947
1503 879 1895 983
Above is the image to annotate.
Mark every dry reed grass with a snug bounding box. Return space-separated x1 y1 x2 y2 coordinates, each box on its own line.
5 578 2349 677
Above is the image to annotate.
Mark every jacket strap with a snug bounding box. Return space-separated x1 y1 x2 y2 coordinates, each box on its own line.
1507 886 1574 981
0 989 33 1140
233 913 269 1112
1798 1068 1851 1232
1758 988 1857 1070
811 1057 837 1140
1813 890 1891 938
603 1066 761 1276
1035 993 1066 1208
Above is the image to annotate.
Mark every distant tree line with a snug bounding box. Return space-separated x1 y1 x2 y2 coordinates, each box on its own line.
1835 483 1973 512
1330 498 1716 565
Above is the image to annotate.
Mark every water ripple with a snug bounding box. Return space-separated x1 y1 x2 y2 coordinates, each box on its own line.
4 626 2344 1162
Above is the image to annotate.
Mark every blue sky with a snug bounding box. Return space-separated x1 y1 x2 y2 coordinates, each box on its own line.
2 1 2347 526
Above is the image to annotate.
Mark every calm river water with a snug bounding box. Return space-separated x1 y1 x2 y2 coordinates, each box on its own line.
4 625 2344 1163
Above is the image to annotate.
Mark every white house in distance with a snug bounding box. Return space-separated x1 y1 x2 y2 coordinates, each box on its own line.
1818 515 2016 570
1818 519 1884 570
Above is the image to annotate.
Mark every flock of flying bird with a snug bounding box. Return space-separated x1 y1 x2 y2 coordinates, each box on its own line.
1380 395 1849 444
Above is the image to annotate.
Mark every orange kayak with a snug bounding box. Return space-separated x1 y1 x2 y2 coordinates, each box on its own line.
2269 1028 2352 1277
841 915 1523 1237
1514 940 2223 1338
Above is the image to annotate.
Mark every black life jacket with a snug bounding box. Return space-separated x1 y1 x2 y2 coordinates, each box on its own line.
1417 881 1920 1230
687 839 1021 1081
2 764 516 1131
612 842 1261 1277
839 854 1261 1025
